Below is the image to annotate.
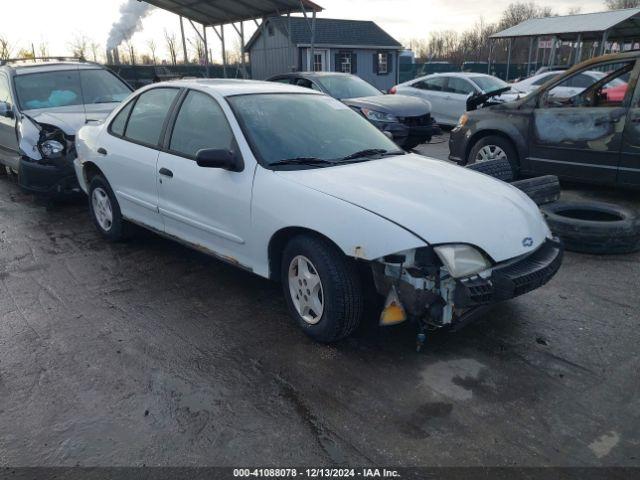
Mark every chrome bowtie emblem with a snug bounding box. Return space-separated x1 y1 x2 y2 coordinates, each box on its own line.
522 237 534 248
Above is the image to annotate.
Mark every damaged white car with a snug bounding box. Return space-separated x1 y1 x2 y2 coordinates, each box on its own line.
75 79 563 346
0 58 132 196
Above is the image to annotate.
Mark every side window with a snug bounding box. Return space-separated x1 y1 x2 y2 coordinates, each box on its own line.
0 75 11 104
295 78 321 91
271 78 292 84
532 74 557 86
542 61 634 109
169 90 235 158
124 88 179 146
446 77 475 95
422 77 446 92
110 100 134 137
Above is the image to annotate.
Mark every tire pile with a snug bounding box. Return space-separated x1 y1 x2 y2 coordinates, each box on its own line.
465 159 640 255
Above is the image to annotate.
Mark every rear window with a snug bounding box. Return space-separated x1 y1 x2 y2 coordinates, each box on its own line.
470 76 508 93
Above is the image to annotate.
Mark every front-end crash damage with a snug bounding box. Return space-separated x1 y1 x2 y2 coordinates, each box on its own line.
371 239 564 349
17 115 80 196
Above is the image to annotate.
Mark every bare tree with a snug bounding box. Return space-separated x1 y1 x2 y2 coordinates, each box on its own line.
188 35 205 64
498 2 554 31
605 0 640 9
0 36 13 60
68 34 89 59
90 41 101 62
125 40 136 65
567 7 583 14
146 39 158 64
164 29 178 65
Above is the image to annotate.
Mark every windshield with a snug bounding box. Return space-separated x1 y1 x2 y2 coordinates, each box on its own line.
15 69 131 110
471 76 509 93
228 93 400 167
314 75 382 100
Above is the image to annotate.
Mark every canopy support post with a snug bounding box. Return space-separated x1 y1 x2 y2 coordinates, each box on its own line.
549 36 557 67
601 30 609 55
180 16 188 64
203 24 210 77
527 37 534 76
574 34 583 65
506 38 512 81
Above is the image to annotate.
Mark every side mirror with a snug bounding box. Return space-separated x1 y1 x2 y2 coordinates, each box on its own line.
0 101 14 119
195 149 243 172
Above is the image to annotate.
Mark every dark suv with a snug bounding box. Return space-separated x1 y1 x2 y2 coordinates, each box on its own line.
0 58 132 196
268 72 439 149
449 52 640 187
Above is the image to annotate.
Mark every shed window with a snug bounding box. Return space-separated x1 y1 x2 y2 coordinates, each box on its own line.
377 53 388 74
339 52 352 73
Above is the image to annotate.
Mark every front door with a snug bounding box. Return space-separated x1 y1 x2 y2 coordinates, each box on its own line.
619 72 640 186
528 59 636 183
443 76 478 125
157 89 253 268
0 73 19 169
309 49 328 72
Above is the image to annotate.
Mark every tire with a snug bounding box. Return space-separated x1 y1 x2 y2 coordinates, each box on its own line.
0 165 7 176
88 174 131 241
541 201 640 255
468 135 518 178
465 158 514 182
511 175 560 206
281 235 364 343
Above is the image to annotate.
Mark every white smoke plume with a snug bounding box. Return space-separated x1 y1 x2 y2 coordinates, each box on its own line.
106 0 154 50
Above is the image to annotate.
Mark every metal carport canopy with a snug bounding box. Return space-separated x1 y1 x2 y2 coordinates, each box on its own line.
490 7 640 41
141 0 323 26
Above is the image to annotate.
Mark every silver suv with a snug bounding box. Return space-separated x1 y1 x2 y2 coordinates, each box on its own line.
0 57 132 197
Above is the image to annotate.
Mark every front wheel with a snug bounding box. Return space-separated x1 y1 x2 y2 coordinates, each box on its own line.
88 174 131 241
281 235 364 343
468 135 518 177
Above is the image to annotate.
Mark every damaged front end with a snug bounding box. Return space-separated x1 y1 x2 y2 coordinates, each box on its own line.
466 86 513 111
371 239 564 350
17 115 80 196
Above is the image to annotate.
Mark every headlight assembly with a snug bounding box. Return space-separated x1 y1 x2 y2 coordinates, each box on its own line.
39 140 64 158
361 108 399 123
433 244 491 278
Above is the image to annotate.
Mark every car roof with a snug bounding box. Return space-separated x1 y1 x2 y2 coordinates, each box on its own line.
272 72 353 79
1 59 105 75
150 78 325 97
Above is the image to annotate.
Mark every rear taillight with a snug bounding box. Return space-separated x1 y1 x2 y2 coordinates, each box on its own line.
389 86 397 94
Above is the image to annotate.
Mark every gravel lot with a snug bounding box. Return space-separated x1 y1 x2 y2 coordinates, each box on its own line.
1 143 639 467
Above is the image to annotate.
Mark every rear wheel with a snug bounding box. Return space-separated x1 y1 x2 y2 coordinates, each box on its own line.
468 135 518 177
281 235 363 343
88 175 131 241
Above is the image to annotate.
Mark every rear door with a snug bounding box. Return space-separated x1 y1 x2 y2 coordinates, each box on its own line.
157 89 253 266
99 87 180 231
443 77 477 124
405 77 448 124
528 59 636 183
0 72 19 169
618 67 640 186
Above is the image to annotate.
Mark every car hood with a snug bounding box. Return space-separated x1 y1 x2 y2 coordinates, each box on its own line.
23 103 120 135
276 154 550 262
342 95 430 116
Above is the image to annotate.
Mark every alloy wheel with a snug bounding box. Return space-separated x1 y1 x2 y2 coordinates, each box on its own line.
92 187 114 232
476 145 507 163
288 255 324 325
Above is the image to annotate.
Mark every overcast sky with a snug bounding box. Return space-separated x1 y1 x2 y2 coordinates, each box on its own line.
1 0 607 62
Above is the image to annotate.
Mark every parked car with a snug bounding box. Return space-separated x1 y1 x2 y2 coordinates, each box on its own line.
0 57 132 196
267 72 439 149
74 79 562 344
504 69 628 99
449 52 640 187
390 72 509 126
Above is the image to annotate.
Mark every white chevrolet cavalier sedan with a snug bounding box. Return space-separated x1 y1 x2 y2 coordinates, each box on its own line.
74 79 562 344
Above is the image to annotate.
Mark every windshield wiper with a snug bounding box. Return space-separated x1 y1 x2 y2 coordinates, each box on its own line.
340 149 404 162
269 157 336 167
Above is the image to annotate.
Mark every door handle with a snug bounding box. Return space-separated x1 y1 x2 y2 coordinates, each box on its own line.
97 147 108 155
159 167 173 178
